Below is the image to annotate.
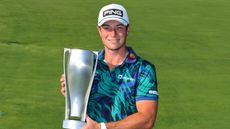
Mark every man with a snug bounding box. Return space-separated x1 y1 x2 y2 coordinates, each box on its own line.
60 3 158 129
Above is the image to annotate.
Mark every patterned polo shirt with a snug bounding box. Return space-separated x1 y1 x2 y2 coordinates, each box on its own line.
87 47 158 122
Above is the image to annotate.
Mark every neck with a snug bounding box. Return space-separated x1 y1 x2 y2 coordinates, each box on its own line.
104 46 128 70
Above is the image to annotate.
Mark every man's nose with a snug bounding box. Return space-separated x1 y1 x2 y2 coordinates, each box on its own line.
110 29 117 37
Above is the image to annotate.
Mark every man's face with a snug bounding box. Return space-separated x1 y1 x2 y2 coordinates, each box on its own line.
98 20 129 51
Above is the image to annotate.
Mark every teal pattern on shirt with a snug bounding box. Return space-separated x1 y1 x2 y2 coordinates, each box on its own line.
87 47 158 122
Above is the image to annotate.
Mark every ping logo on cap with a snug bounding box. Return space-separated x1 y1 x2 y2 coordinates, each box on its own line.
103 9 123 17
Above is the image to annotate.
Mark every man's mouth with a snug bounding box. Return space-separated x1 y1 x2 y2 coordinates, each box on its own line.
108 38 119 42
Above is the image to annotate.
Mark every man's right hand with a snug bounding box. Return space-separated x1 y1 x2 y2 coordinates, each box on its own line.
60 74 66 96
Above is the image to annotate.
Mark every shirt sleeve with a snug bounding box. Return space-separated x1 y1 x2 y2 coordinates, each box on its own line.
135 62 158 101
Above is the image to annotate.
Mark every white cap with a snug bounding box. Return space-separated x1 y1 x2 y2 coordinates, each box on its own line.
98 3 129 26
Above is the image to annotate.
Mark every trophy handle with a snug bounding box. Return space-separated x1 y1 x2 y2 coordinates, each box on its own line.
81 51 98 121
63 48 71 120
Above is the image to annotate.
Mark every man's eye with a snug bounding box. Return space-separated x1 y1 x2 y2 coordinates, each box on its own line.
117 26 125 30
102 26 110 30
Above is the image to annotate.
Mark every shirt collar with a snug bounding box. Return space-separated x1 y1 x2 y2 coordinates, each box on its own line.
98 46 137 64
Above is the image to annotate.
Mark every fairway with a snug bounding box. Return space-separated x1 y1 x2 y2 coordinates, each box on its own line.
0 0 230 129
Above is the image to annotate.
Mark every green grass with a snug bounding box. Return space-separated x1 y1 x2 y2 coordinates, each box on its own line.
0 0 229 129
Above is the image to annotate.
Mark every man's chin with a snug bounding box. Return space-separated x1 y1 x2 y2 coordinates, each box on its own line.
106 44 126 51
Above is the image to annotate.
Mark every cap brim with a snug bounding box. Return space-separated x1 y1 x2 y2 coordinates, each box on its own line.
98 17 128 26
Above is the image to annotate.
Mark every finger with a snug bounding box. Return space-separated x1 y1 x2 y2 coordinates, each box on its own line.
86 115 91 121
60 74 65 82
81 125 87 129
61 87 65 92
61 82 65 87
61 88 65 96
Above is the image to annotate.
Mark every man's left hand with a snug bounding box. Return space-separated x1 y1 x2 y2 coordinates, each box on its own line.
82 115 101 129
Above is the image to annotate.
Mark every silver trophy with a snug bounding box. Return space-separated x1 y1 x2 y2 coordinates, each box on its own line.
63 48 98 129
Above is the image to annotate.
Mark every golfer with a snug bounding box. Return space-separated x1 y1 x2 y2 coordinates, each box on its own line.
60 3 159 129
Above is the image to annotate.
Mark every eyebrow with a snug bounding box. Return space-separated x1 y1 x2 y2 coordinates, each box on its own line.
117 24 125 26
101 24 110 27
101 23 125 27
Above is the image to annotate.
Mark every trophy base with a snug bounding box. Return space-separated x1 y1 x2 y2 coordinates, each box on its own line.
63 120 85 129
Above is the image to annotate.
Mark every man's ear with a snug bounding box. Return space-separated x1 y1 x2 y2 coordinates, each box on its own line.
97 26 102 35
127 25 131 34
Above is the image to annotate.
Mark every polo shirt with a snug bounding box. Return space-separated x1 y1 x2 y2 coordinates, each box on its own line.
87 47 158 122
